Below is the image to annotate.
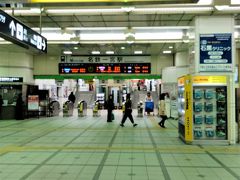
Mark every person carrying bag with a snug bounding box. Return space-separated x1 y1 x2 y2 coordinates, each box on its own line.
158 93 167 128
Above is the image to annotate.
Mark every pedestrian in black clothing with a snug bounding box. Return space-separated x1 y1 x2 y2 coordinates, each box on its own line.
16 93 24 120
150 81 152 91
120 93 137 127
68 92 76 104
107 94 114 122
137 80 141 91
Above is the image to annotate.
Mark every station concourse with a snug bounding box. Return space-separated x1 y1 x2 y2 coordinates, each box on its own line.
0 0 240 180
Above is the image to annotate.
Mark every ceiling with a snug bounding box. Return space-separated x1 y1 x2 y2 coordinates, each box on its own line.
0 0 239 56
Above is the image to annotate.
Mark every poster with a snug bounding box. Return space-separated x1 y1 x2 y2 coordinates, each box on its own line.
199 33 232 72
28 95 39 111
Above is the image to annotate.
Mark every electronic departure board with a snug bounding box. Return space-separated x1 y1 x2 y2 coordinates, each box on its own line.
59 63 151 74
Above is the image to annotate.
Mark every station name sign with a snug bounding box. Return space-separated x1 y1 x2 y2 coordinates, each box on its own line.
0 77 23 82
0 9 47 53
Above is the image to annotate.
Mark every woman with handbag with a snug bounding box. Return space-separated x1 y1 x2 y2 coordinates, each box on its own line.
158 93 167 128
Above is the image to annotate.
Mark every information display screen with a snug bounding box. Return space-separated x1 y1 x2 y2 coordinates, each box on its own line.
59 63 151 74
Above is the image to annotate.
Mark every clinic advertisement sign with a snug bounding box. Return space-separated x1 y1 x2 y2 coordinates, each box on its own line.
28 95 39 111
0 9 47 53
199 33 232 72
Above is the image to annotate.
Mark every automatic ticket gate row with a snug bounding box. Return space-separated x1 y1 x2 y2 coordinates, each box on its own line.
63 100 100 117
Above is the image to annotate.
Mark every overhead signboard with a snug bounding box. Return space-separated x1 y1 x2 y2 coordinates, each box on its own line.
0 9 47 53
59 63 151 74
199 33 232 72
0 77 23 82
65 55 151 63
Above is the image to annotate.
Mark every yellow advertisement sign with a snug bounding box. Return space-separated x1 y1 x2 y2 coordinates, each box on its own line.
193 76 227 85
184 75 193 142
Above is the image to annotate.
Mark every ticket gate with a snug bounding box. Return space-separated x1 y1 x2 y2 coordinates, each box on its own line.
78 100 87 117
63 101 74 117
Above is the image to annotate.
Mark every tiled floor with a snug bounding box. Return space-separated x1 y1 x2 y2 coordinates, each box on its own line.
0 110 240 180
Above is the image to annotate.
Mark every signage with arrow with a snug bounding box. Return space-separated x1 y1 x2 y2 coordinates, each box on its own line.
0 9 47 53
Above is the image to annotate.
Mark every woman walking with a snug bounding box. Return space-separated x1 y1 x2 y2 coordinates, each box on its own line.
158 93 167 128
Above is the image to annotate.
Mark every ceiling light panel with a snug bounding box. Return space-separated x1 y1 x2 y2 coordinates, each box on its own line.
46 8 124 15
41 32 75 40
135 32 183 40
163 50 172 54
92 51 100 54
63 50 72 54
80 33 125 40
231 0 240 4
215 5 240 11
132 7 213 14
197 0 213 5
106 51 114 54
134 50 143 54
4 8 41 16
66 27 126 31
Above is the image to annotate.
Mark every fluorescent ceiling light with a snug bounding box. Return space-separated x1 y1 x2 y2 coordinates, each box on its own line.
231 0 240 4
66 27 126 31
215 5 230 10
121 6 135 12
197 0 213 5
63 50 72 55
106 51 114 54
41 32 75 40
92 51 100 55
163 50 172 54
121 47 125 50
134 26 191 30
133 7 213 14
169 46 173 49
46 8 124 15
215 6 240 11
134 50 143 54
80 33 125 40
4 8 41 15
74 47 78 50
135 32 182 40
32 27 61 31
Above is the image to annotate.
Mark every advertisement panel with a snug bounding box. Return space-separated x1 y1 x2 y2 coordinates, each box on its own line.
199 33 232 72
28 95 39 111
184 75 193 142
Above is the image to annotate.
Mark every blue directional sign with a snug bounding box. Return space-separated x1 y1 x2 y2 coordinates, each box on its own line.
199 33 232 72
0 9 47 53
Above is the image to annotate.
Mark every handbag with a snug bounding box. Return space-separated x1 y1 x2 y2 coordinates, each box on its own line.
111 113 115 120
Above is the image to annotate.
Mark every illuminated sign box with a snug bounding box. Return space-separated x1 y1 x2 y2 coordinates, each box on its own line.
59 63 151 74
0 77 23 83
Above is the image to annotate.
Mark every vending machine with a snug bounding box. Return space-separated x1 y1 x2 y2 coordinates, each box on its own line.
178 75 229 144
